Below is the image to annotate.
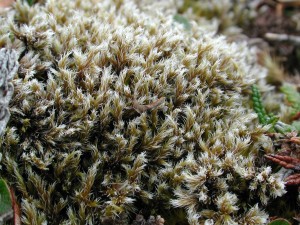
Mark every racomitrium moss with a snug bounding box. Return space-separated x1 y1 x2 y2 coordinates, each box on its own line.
0 0 285 224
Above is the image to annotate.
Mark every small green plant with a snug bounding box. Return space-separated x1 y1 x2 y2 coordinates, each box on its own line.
251 85 300 133
251 85 279 129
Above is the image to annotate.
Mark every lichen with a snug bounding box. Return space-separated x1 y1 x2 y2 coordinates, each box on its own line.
0 0 285 224
0 48 18 137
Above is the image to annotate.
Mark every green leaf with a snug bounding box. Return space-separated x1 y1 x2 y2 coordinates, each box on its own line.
173 14 191 30
268 218 291 225
0 179 12 215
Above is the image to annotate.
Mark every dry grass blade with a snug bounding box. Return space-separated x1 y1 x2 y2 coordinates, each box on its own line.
265 33 300 46
133 97 165 114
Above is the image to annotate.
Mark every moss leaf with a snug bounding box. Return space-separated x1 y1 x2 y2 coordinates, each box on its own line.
268 218 291 225
0 178 11 215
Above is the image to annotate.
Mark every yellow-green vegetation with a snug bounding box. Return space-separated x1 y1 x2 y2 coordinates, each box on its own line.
0 0 289 224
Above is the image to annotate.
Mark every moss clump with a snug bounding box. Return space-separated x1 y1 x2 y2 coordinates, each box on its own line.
0 0 285 224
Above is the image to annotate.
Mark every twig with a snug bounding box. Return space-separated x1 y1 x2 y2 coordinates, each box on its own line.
265 32 300 45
